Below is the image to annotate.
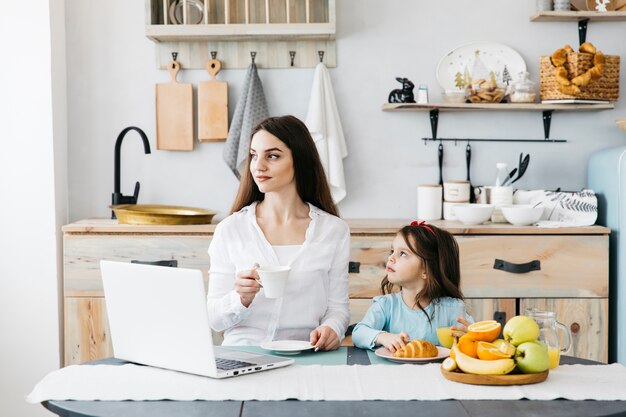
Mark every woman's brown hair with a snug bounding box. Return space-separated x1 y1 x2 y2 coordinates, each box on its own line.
230 115 338 216
381 224 464 322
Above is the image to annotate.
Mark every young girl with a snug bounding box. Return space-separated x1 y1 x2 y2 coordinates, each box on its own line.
352 221 473 352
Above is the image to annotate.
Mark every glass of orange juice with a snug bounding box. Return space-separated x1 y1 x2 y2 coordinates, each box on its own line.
547 346 560 369
437 327 455 348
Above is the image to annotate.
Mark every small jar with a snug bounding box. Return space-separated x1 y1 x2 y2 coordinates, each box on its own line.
536 0 553 11
417 84 428 104
509 72 537 103
553 0 570 11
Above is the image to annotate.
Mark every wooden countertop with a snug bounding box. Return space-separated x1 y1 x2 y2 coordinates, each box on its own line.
63 218 610 235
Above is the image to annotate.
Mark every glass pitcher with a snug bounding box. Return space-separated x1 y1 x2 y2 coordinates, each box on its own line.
524 308 572 369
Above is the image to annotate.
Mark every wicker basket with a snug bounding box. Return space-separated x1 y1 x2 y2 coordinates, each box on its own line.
540 53 620 101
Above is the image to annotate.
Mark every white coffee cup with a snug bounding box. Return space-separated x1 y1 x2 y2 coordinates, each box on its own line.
257 266 291 298
443 181 470 202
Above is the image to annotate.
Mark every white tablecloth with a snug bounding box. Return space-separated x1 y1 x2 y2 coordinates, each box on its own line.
27 363 626 403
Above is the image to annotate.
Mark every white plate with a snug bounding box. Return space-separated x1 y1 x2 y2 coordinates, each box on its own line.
260 340 316 355
436 42 526 91
374 346 450 364
168 0 204 25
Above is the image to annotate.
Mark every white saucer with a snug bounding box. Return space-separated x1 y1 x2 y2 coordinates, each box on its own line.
374 346 450 363
260 340 315 355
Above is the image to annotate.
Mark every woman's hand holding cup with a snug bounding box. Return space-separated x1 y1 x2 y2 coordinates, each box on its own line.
234 264 262 307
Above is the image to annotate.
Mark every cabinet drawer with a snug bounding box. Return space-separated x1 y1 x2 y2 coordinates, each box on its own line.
64 235 211 295
458 235 608 298
65 297 112 365
349 235 608 298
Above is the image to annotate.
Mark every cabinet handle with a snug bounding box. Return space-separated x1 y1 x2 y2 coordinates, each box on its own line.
348 261 360 273
493 259 541 274
131 259 178 267
570 322 580 334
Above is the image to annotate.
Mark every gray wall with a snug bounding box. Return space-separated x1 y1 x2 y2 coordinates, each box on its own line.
66 0 626 221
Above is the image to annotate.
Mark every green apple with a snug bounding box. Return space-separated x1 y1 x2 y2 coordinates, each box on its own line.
503 315 540 346
515 341 550 373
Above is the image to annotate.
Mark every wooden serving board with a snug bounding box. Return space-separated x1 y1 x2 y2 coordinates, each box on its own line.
156 60 193 151
198 59 228 142
441 368 549 386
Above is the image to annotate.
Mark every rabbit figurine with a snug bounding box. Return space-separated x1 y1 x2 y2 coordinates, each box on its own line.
388 77 416 103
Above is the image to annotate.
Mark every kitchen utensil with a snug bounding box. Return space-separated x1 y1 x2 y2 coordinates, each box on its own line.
198 58 228 142
438 143 444 185
156 59 193 150
466 144 475 203
510 153 530 185
501 168 517 187
436 42 527 92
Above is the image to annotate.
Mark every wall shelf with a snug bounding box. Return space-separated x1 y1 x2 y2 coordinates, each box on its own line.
530 11 626 21
145 0 336 69
382 102 614 143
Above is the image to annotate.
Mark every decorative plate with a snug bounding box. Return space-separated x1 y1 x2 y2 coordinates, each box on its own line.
441 368 549 386
260 340 316 355
374 346 450 363
436 42 527 91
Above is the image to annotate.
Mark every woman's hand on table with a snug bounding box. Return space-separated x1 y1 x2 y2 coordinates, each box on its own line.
310 326 340 351
376 331 409 353
234 264 262 308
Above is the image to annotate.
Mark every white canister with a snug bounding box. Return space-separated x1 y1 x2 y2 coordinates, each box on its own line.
443 201 467 220
490 186 513 223
417 184 442 221
553 0 570 10
444 181 471 202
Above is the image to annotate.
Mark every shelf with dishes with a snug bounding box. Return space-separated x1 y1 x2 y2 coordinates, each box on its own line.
145 0 336 68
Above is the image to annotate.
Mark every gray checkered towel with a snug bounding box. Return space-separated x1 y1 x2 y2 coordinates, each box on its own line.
223 63 269 179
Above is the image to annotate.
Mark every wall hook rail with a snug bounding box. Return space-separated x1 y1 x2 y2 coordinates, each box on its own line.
318 50 325 63
289 51 296 67
250 51 257 64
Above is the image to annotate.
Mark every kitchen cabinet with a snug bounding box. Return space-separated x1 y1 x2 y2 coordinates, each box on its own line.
62 219 609 365
145 0 336 69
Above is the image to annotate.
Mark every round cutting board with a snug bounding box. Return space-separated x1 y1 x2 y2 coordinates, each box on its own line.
441 368 549 385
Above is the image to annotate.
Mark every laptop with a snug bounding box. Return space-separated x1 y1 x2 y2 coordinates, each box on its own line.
100 260 294 378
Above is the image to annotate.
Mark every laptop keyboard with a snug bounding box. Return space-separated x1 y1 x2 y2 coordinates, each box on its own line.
215 358 256 370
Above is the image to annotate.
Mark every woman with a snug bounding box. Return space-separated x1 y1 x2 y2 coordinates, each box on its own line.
207 115 350 351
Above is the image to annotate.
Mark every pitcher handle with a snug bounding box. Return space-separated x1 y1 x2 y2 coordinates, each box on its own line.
556 321 572 353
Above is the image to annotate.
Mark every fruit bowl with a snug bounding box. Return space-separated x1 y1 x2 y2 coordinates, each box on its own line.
440 368 548 385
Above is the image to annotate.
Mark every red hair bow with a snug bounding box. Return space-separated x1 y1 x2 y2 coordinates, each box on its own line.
410 220 435 235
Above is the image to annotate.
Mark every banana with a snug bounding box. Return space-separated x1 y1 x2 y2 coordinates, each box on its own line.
452 345 516 375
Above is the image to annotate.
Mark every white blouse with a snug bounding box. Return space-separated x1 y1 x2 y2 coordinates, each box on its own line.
207 201 350 345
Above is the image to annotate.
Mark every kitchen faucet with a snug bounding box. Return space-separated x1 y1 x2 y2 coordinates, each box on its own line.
111 126 151 219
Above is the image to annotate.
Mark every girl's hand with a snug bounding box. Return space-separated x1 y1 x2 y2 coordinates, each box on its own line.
451 316 471 334
234 264 262 307
310 326 340 351
376 331 409 353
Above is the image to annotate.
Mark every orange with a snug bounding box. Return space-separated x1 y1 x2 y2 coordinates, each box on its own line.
457 334 479 358
476 341 513 360
467 320 502 343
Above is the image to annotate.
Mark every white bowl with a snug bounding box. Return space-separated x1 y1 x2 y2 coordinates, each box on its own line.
501 205 544 226
452 204 494 225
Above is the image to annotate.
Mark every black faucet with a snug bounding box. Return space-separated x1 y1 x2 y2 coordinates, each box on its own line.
111 126 151 219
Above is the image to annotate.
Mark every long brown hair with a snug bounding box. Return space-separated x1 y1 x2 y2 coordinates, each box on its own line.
230 115 338 216
381 224 464 321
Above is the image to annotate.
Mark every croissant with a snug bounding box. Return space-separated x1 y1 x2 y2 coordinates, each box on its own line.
571 71 592 87
563 44 574 54
558 84 581 95
392 340 438 358
579 42 597 54
594 51 605 66
551 49 567 67
555 67 571 86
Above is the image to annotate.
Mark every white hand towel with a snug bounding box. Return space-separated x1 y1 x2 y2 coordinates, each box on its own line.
305 63 348 203
223 63 269 179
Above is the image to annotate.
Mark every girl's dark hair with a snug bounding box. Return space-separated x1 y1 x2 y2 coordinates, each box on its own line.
230 115 338 216
381 224 464 322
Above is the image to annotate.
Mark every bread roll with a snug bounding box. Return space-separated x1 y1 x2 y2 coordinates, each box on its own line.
392 340 438 358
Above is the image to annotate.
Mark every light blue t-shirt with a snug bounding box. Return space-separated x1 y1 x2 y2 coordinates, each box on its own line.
351 293 474 350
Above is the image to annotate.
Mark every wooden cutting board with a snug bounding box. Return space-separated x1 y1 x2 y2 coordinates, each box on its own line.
156 60 193 151
198 59 228 142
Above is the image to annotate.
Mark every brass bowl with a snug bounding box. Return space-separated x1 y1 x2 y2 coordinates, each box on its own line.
112 204 217 225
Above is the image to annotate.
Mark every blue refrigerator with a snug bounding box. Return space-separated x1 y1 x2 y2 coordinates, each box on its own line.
588 146 626 364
